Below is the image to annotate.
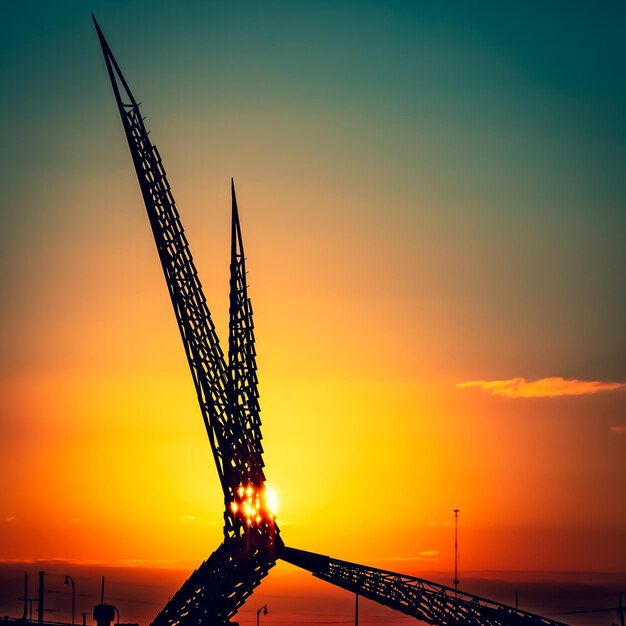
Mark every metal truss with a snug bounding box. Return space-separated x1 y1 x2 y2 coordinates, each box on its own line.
151 537 278 626
227 182 267 502
94 17 280 626
95 17 571 626
281 547 569 626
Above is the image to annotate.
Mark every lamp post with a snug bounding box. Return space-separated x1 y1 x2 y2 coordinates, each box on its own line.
256 604 268 626
64 575 75 626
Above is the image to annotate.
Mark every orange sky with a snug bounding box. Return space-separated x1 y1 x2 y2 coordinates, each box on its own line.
1 5 626 623
2 227 625 572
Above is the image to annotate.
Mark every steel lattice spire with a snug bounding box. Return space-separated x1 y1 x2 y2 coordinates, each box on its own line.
94 17 280 625
94 17 572 626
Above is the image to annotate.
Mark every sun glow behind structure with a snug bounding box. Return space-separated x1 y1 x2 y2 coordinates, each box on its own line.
0 2 625 583
230 485 278 526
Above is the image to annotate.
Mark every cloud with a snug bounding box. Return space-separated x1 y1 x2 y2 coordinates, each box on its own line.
391 551 440 562
610 425 626 435
116 557 203 568
418 550 439 558
457 377 626 398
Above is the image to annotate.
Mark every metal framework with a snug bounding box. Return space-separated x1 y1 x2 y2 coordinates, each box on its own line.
94 18 571 626
281 548 569 626
94 18 280 626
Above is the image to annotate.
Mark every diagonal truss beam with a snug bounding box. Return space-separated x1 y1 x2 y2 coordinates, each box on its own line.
94 16 233 498
93 19 273 532
151 538 280 626
281 547 571 626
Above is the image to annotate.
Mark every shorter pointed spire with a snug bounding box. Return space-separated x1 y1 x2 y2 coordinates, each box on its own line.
231 178 240 221
231 178 244 258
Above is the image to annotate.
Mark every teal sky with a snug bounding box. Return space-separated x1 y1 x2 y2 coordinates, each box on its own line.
2 1 625 381
1 0 626 576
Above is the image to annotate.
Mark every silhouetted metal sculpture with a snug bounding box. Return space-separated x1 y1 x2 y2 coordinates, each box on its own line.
94 18 571 626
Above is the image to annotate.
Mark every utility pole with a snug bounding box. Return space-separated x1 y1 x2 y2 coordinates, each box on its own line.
22 572 28 619
453 509 460 592
19 571 38 623
355 593 359 626
37 571 44 625
64 575 75 626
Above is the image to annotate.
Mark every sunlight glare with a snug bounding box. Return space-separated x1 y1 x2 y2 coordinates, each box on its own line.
265 486 279 516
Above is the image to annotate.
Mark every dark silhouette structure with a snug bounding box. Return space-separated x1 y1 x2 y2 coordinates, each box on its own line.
94 18 572 626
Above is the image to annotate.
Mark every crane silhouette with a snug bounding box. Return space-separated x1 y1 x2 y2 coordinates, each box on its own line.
93 17 573 626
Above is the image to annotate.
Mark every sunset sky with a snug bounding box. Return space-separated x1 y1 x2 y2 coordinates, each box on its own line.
1 1 625 624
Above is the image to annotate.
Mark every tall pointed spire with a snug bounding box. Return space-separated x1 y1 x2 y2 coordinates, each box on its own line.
93 17 233 499
228 180 265 489
93 16 139 115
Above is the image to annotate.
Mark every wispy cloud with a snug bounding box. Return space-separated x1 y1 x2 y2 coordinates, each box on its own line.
390 551 440 562
609 424 626 435
116 557 204 568
457 377 626 398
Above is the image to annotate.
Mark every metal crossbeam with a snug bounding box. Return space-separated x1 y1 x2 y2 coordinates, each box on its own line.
281 547 570 626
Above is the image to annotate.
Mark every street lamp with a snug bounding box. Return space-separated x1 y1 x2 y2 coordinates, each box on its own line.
256 604 268 626
64 575 75 626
